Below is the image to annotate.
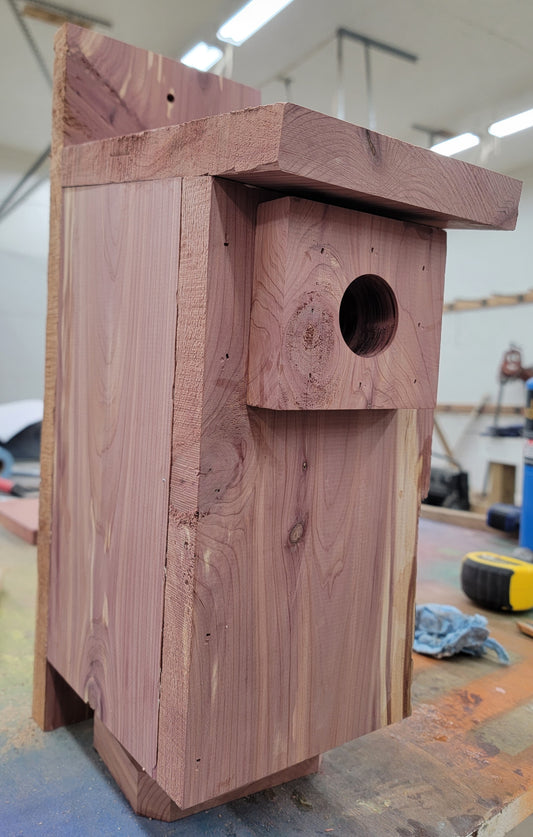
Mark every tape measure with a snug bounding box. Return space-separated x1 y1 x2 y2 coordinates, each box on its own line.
461 551 533 612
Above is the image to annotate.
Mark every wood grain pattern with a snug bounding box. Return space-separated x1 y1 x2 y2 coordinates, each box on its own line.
47 178 181 772
34 22 259 731
0 497 39 544
94 717 319 821
155 176 214 800
247 196 446 410
60 25 260 147
61 102 522 231
33 24 72 730
155 178 434 809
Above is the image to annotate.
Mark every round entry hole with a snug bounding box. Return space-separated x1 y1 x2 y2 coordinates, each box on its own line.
339 274 398 357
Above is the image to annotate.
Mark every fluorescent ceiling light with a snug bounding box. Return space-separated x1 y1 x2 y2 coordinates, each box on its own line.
489 108 533 138
430 132 480 157
181 42 223 72
217 0 294 46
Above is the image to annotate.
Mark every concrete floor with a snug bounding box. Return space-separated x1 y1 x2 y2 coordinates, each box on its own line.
1 520 533 835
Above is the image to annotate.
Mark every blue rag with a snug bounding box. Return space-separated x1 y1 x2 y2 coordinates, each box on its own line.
414 604 510 664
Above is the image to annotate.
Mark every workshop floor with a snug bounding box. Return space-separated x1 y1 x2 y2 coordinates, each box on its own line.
1 518 532 836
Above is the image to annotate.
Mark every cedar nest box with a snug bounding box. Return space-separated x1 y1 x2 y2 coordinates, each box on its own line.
33 24 522 821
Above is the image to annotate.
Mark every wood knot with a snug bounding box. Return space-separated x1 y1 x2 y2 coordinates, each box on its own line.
365 129 377 157
289 522 305 544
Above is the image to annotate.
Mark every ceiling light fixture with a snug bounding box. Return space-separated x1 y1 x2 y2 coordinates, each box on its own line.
430 132 480 157
181 42 224 72
217 0 294 47
489 108 533 138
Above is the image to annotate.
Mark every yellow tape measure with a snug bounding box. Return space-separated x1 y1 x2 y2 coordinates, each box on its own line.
461 551 533 612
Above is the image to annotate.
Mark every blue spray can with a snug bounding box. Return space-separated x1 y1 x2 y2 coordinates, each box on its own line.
520 378 533 549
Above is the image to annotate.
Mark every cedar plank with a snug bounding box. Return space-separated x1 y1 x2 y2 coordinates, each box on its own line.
156 177 213 803
33 25 69 730
61 25 260 146
61 102 522 231
34 22 259 731
0 498 39 545
47 178 181 772
95 717 319 821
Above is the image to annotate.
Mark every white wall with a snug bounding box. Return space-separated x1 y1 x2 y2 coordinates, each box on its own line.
434 162 533 501
0 248 47 402
0 158 49 404
444 163 533 302
441 163 533 407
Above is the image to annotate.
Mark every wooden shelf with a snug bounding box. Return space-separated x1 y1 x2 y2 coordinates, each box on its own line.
444 288 533 313
436 403 524 415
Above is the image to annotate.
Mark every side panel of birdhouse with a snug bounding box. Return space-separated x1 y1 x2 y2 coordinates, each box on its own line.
47 178 182 773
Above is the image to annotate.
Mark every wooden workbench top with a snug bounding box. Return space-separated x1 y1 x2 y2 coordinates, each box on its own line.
379 519 533 836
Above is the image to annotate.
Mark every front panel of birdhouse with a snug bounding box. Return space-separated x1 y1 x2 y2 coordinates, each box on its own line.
248 196 446 411
153 178 436 808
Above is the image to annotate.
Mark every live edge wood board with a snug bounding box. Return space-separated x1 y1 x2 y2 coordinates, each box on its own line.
36 25 522 821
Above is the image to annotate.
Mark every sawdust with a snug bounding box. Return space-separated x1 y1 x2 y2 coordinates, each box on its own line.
0 704 44 756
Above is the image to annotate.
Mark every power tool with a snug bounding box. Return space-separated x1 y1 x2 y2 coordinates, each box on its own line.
461 551 533 612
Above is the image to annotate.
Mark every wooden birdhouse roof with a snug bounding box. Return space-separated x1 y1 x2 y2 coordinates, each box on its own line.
62 101 521 231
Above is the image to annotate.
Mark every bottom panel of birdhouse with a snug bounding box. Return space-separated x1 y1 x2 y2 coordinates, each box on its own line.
93 717 321 822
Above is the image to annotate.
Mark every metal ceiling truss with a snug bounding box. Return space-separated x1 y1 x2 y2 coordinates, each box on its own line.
266 26 418 130
336 27 418 128
1 1 112 223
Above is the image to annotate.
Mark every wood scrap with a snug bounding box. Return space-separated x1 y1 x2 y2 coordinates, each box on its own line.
0 498 39 545
517 621 533 638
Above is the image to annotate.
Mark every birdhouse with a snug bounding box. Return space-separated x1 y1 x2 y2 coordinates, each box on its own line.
34 25 521 821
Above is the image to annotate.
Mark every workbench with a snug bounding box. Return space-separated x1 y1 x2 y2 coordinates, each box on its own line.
1 517 532 835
